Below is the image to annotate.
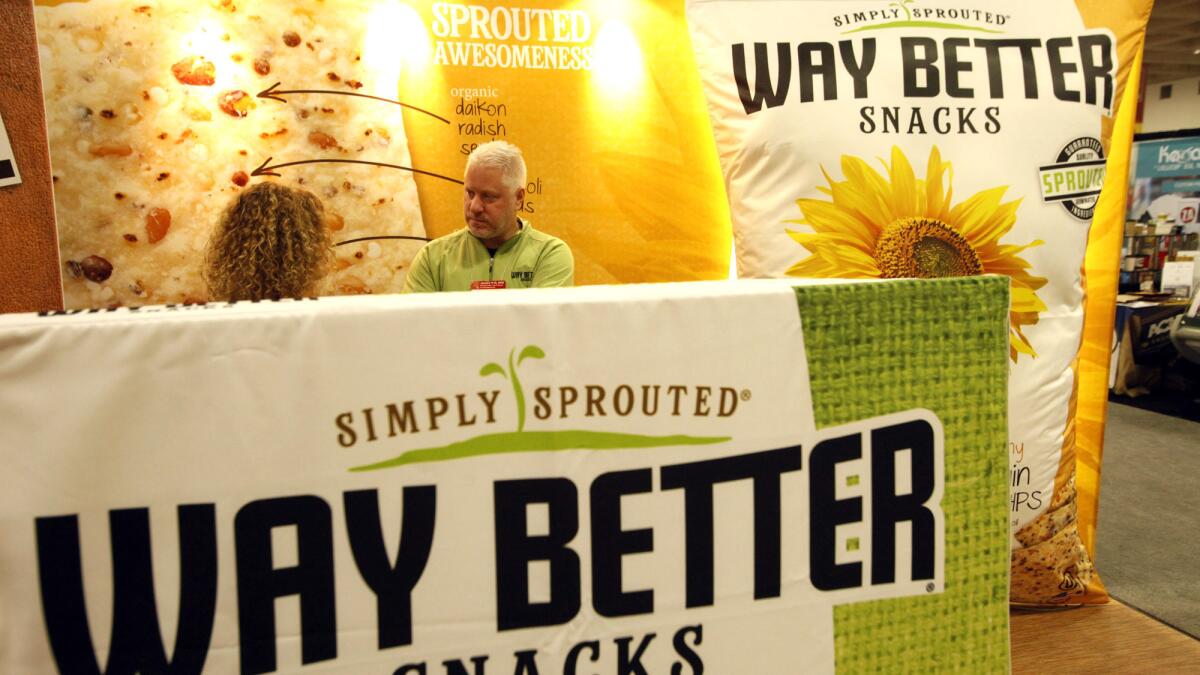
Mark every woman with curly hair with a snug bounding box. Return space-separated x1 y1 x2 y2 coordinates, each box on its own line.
205 181 333 301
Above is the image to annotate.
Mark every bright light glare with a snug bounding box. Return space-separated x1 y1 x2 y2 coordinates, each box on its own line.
180 20 237 89
363 1 431 98
592 20 644 95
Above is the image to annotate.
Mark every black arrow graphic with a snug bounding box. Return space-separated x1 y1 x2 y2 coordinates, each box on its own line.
335 235 431 247
257 82 450 124
252 156 464 184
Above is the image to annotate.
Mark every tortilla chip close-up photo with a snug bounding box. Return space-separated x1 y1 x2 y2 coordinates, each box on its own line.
36 0 428 307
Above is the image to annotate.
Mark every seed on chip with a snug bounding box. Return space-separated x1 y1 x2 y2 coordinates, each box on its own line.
170 56 216 86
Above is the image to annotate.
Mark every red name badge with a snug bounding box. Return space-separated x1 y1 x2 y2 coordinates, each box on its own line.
470 280 507 290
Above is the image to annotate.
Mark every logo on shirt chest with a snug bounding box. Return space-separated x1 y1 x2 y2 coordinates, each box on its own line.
511 270 533 282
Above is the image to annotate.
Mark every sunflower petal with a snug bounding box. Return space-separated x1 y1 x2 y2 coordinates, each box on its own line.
1011 284 1048 313
786 250 878 278
980 240 1044 266
995 268 1049 292
787 231 881 275
840 155 895 226
1014 271 1049 292
968 199 1023 248
786 256 838 277
950 186 1007 236
888 146 918 218
825 181 889 240
981 245 1048 286
1010 313 1039 357
1012 310 1041 328
1010 330 1037 358
985 265 1049 293
795 199 877 246
925 146 948 217
942 161 955 221
820 164 838 188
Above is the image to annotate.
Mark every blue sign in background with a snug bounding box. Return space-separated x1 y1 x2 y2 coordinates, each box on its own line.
1135 137 1200 179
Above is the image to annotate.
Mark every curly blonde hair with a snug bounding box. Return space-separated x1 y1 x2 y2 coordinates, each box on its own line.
204 182 333 301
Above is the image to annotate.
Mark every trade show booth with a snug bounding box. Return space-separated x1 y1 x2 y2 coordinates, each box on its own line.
1 0 1180 672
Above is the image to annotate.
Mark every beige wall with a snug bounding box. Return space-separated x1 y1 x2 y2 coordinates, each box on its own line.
1143 76 1200 134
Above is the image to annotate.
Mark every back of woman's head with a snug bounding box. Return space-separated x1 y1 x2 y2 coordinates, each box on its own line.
205 181 332 301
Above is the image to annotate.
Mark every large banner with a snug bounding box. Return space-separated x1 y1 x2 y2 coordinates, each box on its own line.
0 278 1011 672
33 0 731 308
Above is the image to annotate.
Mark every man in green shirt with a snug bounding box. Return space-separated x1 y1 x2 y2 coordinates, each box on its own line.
402 141 574 293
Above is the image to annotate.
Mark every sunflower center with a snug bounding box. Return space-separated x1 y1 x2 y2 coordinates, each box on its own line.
874 217 983 279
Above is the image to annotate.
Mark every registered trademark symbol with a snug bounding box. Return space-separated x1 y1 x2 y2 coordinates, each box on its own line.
740 389 752 401
926 583 935 593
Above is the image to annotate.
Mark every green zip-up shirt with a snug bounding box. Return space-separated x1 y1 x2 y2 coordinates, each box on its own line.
401 219 574 293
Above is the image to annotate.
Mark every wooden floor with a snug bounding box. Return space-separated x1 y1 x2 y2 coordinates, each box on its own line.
1011 600 1200 674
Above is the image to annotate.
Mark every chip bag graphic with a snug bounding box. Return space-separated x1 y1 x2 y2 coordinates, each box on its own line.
688 0 1153 605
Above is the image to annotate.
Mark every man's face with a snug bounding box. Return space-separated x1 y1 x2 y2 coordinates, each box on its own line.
463 164 524 248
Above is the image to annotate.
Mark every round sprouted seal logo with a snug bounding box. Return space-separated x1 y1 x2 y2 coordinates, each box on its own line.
1037 137 1107 220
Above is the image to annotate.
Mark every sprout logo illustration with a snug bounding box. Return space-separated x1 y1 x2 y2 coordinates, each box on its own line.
889 0 914 21
351 346 731 471
840 0 1006 34
480 345 545 433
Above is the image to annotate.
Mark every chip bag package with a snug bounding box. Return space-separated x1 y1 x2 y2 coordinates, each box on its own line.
687 0 1152 605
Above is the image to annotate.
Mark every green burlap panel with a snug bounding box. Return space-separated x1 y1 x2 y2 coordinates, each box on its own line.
794 277 1011 673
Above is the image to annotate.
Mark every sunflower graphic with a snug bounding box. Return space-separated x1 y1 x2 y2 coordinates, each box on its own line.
786 145 1047 360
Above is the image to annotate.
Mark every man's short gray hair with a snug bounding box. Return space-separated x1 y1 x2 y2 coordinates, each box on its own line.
466 141 527 192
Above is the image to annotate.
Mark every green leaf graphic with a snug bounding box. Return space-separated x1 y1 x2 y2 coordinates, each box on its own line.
518 345 545 366
480 362 507 379
843 20 1002 34
350 430 731 471
889 0 914 21
508 348 527 432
